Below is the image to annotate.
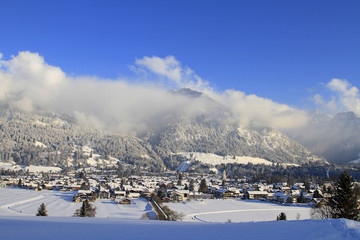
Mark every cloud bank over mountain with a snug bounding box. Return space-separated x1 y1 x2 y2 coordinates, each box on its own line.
313 79 360 115
0 51 312 132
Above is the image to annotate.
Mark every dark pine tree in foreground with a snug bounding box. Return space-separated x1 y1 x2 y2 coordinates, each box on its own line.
36 203 48 216
328 171 360 221
276 212 287 221
74 199 96 217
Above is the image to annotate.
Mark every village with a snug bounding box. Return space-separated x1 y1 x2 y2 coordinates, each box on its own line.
0 168 332 212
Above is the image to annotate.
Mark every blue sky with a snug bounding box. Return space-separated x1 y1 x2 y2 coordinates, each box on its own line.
0 0 360 114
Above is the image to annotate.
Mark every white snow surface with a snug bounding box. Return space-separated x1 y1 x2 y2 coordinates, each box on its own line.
165 199 311 222
0 215 359 240
0 163 62 173
25 165 62 173
80 144 121 167
178 152 273 167
0 188 152 219
1 187 360 239
34 141 47 148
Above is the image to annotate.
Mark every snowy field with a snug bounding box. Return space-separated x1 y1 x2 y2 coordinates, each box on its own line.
0 163 62 173
1 215 360 240
165 199 311 222
1 187 360 239
0 187 153 219
0 187 310 222
179 152 273 166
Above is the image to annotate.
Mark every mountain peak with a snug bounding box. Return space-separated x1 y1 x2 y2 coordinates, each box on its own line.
308 109 332 123
171 88 203 98
333 111 358 122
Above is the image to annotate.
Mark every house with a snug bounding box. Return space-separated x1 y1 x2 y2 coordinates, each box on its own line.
77 189 95 201
113 190 126 199
128 192 141 198
119 198 132 205
169 190 189 201
277 194 296 204
245 190 269 200
98 189 110 199
73 195 81 202
214 189 234 199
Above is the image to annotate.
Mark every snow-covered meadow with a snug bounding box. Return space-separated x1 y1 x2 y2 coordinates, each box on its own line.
1 215 360 240
0 187 153 219
0 187 310 222
1 187 360 239
176 152 300 172
165 199 311 222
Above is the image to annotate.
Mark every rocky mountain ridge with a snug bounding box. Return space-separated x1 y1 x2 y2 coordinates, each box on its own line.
0 90 328 171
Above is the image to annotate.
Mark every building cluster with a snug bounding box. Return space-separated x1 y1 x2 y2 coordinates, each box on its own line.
0 170 332 206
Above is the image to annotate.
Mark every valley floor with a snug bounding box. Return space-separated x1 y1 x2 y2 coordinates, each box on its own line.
1 187 360 240
165 199 311 222
1 187 309 222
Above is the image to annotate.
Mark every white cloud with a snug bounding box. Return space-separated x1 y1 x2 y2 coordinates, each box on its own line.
134 55 210 91
312 94 338 113
0 51 309 131
313 79 360 115
0 51 66 111
135 56 182 83
214 90 309 129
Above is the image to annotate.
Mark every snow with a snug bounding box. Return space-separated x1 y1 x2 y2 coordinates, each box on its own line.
0 188 154 219
349 153 360 164
34 141 47 148
0 215 359 240
178 152 273 168
25 165 62 173
177 152 302 171
1 187 360 239
0 163 62 173
0 162 16 170
165 199 311 222
33 119 47 126
82 144 120 167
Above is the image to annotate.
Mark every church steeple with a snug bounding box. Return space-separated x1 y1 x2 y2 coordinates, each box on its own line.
222 169 227 181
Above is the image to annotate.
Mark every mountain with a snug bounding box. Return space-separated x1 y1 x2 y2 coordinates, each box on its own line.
286 110 360 165
143 89 324 166
0 107 164 171
0 90 327 172
143 118 324 166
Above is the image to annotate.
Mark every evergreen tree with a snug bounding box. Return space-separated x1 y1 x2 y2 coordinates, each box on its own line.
313 189 322 198
17 178 22 188
199 179 208 193
36 203 48 216
189 179 195 192
328 171 359 221
276 212 287 221
157 189 166 199
297 191 305 203
74 200 96 217
177 179 182 186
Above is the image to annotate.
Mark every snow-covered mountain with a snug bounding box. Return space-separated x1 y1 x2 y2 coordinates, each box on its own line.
0 89 327 171
287 110 360 165
141 89 325 166
0 107 164 171
143 117 324 166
